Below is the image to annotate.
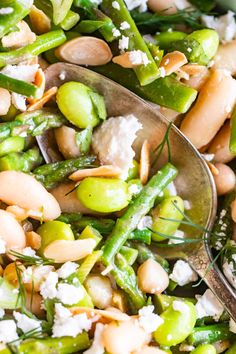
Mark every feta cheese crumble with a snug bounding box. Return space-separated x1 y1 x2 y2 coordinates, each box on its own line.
172 300 189 314
169 260 198 286
112 1 120 10
0 320 18 343
13 312 41 334
40 271 59 300
202 11 236 43
195 289 224 321
23 265 54 285
138 305 164 333
120 21 130 30
168 230 185 245
159 67 166 78
52 303 92 338
22 247 38 257
57 262 78 279
124 0 147 12
92 115 142 179
84 323 105 354
129 50 150 66
118 35 129 52
137 215 153 230
0 7 13 15
112 28 121 38
0 240 6 254
56 283 84 305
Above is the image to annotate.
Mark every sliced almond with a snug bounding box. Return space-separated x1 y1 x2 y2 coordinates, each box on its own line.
27 86 57 111
55 37 113 66
160 51 188 76
25 231 41 250
140 140 150 185
43 238 96 263
2 21 36 49
207 161 219 176
113 52 136 68
69 306 130 322
181 64 206 76
69 165 122 182
0 88 11 116
29 5 51 34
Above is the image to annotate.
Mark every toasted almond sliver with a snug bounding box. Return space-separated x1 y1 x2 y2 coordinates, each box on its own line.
1 21 36 49
140 140 150 185
112 52 136 68
27 86 57 111
160 51 188 76
69 165 122 182
29 5 51 34
207 161 219 176
181 63 206 76
69 306 130 322
25 231 41 250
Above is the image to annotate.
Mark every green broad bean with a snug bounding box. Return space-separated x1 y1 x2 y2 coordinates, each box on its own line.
127 160 140 181
0 136 24 157
76 177 130 213
154 294 196 314
37 220 75 256
190 344 216 354
154 31 187 50
154 301 197 346
56 81 105 128
151 196 184 241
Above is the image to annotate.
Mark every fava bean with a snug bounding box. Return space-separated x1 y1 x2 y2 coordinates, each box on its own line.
57 81 105 128
151 196 184 241
37 220 74 256
190 344 216 354
154 301 197 346
76 177 130 213
0 136 25 157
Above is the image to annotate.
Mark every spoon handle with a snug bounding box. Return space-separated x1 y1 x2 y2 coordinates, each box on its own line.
187 244 236 321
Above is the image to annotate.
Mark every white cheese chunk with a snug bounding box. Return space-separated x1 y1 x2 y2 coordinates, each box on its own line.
92 115 142 179
56 283 84 305
13 312 41 334
223 260 236 289
1 64 38 83
40 271 59 300
0 7 13 15
112 1 120 10
124 0 147 12
169 260 198 286
172 300 189 314
137 216 153 230
129 50 150 66
138 305 164 333
195 289 224 321
57 262 78 279
120 21 130 30
202 11 236 43
0 320 18 343
118 35 129 52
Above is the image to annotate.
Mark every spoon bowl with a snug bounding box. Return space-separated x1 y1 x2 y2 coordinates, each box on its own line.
44 62 236 319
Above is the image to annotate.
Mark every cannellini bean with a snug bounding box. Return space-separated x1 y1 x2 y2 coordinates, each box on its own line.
43 238 96 263
26 292 44 317
29 5 51 34
0 88 11 116
84 275 113 309
70 165 122 183
70 306 129 322
2 21 36 49
55 37 113 66
208 122 234 163
137 259 169 294
213 40 236 76
180 70 236 149
160 51 188 76
0 210 26 252
133 346 168 354
102 319 150 354
231 199 236 223
183 67 209 91
0 171 61 221
147 0 177 14
213 163 235 196
25 231 41 250
140 140 150 185
55 125 80 159
50 182 101 215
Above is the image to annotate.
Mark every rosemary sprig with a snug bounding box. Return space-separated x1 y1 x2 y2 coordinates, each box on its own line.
9 250 54 266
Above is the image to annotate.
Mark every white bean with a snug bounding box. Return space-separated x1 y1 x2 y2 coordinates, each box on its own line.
213 163 235 196
208 122 234 163
0 88 11 116
147 0 177 14
0 171 61 221
213 40 236 76
55 125 80 159
0 210 26 251
84 275 113 309
133 346 168 354
137 258 169 294
102 319 150 354
231 199 236 223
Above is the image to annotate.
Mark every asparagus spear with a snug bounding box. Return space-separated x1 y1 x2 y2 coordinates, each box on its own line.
101 0 160 86
0 147 43 172
0 333 90 354
0 0 32 38
102 163 178 265
33 156 97 189
49 0 73 25
187 324 235 346
0 73 41 98
93 62 197 113
0 30 66 68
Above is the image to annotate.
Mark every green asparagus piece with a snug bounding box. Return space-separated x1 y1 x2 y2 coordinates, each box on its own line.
134 243 170 272
230 105 236 154
154 31 187 51
57 213 115 235
93 62 197 113
49 0 73 25
0 333 90 354
187 324 235 346
129 228 152 244
120 245 138 265
102 163 178 265
77 250 102 283
33 156 97 189
0 30 66 68
0 147 43 172
0 0 32 39
101 0 160 86
60 10 80 30
211 190 236 250
0 73 40 98
111 253 146 311
0 136 24 157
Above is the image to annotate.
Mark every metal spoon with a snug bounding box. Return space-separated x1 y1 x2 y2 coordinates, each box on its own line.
43 62 236 319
